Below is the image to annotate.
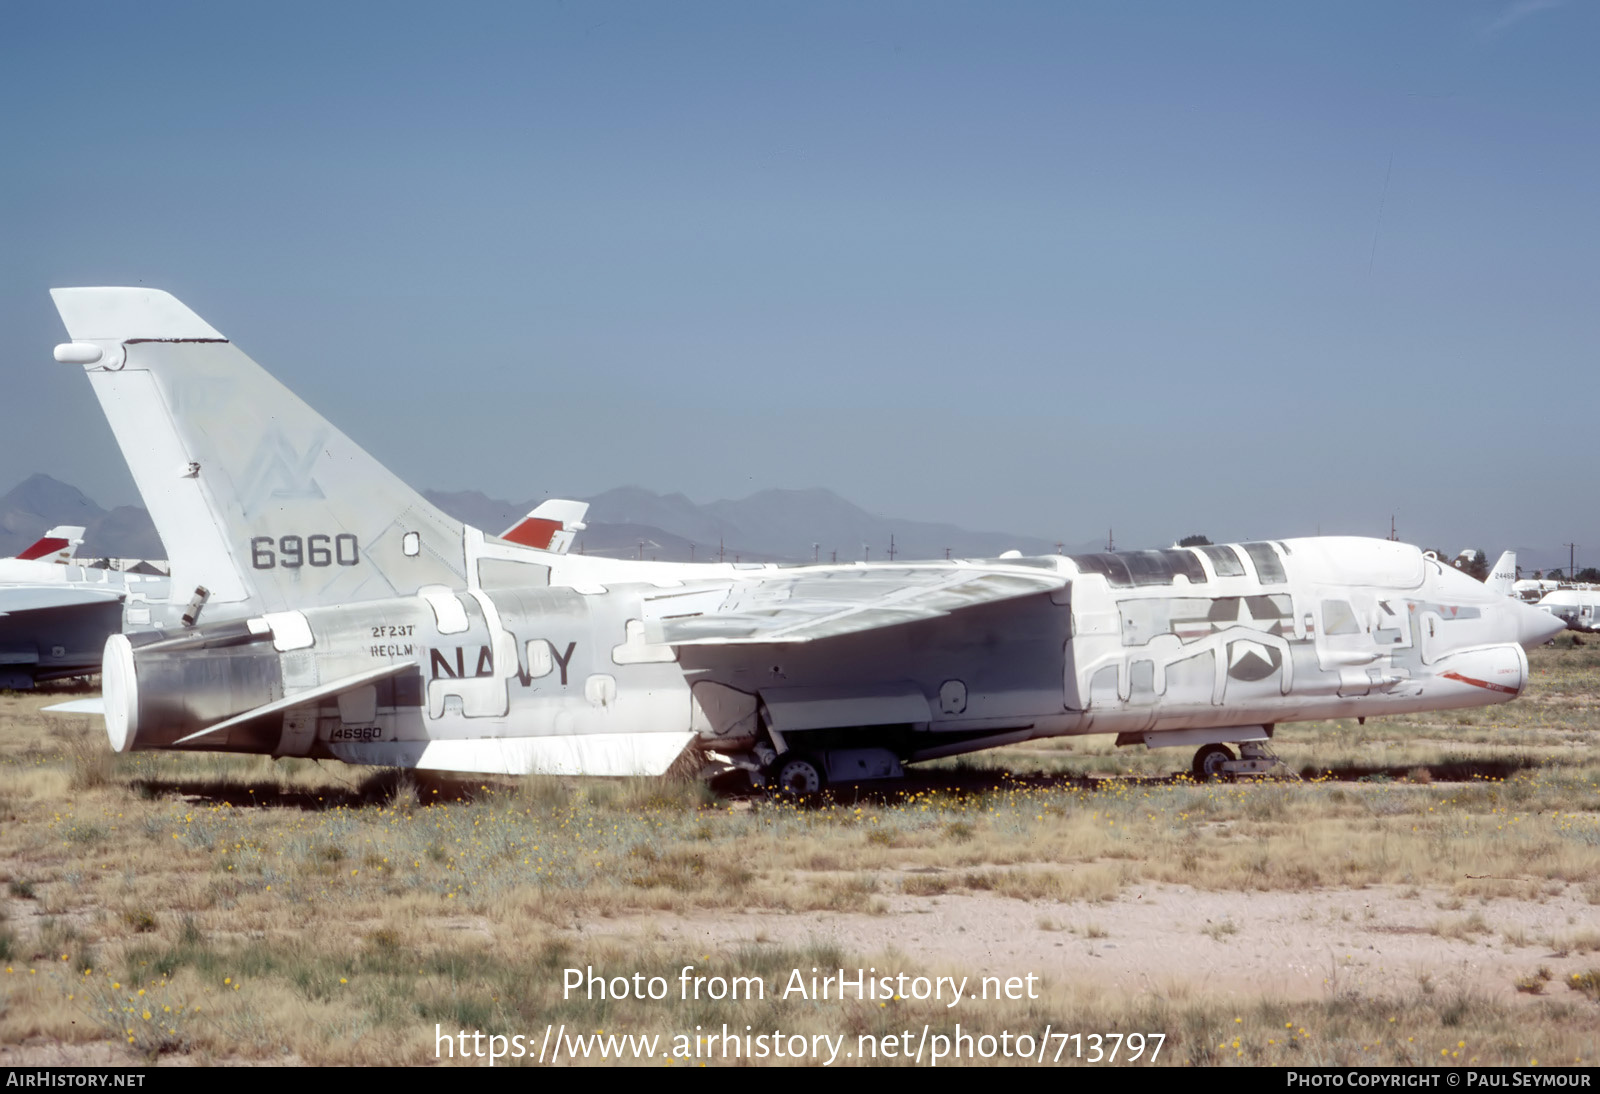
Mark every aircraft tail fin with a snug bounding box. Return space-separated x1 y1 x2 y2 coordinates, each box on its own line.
15 525 86 563
1486 550 1517 597
500 499 588 554
51 288 468 618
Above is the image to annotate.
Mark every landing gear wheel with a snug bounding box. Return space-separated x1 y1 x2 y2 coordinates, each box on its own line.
771 754 825 796
1192 744 1236 781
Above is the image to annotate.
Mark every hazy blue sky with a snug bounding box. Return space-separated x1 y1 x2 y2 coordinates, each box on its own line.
3 2 1595 561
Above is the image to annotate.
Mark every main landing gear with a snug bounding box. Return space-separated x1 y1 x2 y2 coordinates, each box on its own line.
1192 743 1235 780
1191 741 1287 781
769 753 825 796
748 741 905 795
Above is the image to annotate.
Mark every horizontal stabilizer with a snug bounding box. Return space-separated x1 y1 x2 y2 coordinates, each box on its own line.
173 662 415 745
43 698 106 716
643 564 1066 645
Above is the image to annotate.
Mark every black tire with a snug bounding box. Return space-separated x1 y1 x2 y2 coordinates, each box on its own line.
771 754 825 795
1192 743 1236 781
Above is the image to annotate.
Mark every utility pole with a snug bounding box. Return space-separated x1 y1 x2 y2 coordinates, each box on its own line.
944 547 950 560
689 542 695 562
888 534 896 561
813 543 819 563
1106 527 1115 551
719 538 724 563
1388 515 1398 542
1564 543 1578 577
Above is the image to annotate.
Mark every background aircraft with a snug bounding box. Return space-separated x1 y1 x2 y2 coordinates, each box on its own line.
5 526 86 567
1535 588 1600 633
0 523 170 688
48 288 1567 785
1485 551 1516 598
501 500 588 555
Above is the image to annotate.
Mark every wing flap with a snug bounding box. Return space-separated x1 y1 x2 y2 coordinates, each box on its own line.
643 565 1065 645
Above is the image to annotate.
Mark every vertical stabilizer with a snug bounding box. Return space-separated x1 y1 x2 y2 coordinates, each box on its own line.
501 499 589 554
16 526 86 563
51 288 467 616
1486 550 1517 597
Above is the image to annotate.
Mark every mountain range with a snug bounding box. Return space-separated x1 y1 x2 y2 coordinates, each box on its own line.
0 474 165 560
2 474 1575 573
0 474 1080 565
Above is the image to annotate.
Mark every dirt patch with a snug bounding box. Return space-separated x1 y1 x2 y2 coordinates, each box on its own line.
569 883 1596 1005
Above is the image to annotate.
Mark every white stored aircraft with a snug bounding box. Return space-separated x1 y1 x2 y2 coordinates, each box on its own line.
48 288 1567 786
0 523 173 688
1492 550 1600 631
1536 588 1600 633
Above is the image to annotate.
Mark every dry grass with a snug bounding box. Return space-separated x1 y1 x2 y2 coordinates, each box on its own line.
0 641 1597 1065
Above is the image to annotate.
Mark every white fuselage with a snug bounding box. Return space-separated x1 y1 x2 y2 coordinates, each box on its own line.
0 559 174 687
112 536 1562 775
1537 588 1600 632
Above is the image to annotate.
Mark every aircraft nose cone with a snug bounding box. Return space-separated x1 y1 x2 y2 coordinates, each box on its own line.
1513 601 1567 650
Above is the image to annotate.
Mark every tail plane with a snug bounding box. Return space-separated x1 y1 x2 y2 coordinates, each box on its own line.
51 288 468 619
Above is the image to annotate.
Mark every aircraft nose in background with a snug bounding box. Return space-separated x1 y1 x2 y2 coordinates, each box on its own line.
1512 601 1567 650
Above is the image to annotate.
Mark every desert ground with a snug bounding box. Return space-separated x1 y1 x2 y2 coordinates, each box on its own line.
1 639 1596 1067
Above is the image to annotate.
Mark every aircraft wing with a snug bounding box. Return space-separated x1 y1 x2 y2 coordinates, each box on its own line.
0 585 124 617
641 564 1066 645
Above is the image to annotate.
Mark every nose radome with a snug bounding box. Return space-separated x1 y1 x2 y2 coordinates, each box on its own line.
1513 601 1567 650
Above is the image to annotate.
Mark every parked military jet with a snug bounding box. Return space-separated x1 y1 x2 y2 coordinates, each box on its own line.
48 288 1566 784
0 522 171 688
1536 588 1600 633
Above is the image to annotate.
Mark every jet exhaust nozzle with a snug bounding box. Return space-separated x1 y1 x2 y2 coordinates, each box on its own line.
100 626 284 753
